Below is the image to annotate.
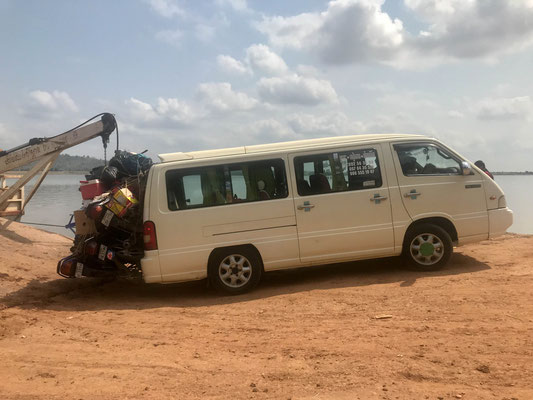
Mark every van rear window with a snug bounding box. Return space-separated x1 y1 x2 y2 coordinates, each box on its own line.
165 159 288 211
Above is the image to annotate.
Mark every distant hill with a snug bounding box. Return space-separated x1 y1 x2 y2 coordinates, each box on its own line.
493 171 533 175
16 154 105 172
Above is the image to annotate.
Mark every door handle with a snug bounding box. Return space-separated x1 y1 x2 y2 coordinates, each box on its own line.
370 194 388 204
404 190 421 199
297 203 315 210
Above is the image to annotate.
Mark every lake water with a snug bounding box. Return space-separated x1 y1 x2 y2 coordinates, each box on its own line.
7 174 533 237
8 174 85 238
494 175 532 235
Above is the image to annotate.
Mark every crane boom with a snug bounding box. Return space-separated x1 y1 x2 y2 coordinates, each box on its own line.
0 113 117 217
0 113 116 174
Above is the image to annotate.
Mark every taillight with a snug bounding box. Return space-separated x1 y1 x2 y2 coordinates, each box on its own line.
57 256 77 278
143 220 158 250
88 204 104 220
85 240 99 256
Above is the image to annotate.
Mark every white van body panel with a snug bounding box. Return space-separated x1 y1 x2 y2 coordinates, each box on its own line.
474 169 514 237
151 157 300 282
379 143 413 254
488 208 513 238
289 143 395 264
140 167 162 283
140 134 513 284
141 251 162 283
390 140 489 243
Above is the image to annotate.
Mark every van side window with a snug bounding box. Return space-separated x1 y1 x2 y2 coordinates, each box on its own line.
394 144 462 176
165 159 288 211
294 148 382 196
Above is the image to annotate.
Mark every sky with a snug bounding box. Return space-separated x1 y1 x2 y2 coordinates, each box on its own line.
0 0 532 170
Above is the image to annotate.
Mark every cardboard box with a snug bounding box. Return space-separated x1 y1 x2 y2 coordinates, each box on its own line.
106 188 138 218
74 210 97 235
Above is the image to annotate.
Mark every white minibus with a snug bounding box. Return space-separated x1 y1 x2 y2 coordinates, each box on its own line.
140 134 513 294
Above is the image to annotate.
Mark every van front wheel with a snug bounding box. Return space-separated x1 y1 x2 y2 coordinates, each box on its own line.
403 224 452 271
208 247 262 295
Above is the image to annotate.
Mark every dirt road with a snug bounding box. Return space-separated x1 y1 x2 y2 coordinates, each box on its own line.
1 218 532 399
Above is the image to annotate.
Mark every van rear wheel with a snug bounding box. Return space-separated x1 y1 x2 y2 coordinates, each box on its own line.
403 223 452 271
208 247 262 295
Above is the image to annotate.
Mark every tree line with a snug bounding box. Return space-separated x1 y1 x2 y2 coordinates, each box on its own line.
16 154 105 172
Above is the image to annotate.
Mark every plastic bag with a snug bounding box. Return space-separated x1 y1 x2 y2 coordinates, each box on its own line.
100 166 119 188
109 150 153 177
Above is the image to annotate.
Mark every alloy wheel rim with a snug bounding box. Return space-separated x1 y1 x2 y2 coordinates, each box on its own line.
219 254 252 288
409 233 444 265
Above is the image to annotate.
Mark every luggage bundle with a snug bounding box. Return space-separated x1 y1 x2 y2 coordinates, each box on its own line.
57 150 153 279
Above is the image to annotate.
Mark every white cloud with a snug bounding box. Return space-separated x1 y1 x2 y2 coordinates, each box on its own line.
245 44 289 76
126 98 158 122
145 0 185 18
28 91 54 110
155 29 183 47
247 119 296 142
295 64 321 77
215 0 249 12
125 96 196 126
103 90 533 171
197 82 258 111
150 2 229 45
360 82 394 92
256 12 322 49
475 96 533 120
447 110 465 119
257 0 404 64
377 91 438 110
255 0 533 68
52 92 77 111
195 24 216 43
27 90 79 113
217 45 289 77
257 74 339 105
405 0 533 62
287 111 361 136
156 97 196 123
362 113 437 136
217 55 249 75
125 84 259 130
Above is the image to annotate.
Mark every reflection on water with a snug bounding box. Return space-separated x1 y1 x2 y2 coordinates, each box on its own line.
6 173 532 237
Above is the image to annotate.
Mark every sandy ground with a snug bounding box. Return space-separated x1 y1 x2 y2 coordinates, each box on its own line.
1 218 532 400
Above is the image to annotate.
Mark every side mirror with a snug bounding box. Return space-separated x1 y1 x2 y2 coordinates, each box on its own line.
461 161 472 175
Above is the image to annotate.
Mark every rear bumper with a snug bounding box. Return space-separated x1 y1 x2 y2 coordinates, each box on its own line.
140 251 162 283
488 207 513 239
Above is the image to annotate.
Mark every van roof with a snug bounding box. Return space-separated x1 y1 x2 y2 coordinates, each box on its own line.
158 133 425 163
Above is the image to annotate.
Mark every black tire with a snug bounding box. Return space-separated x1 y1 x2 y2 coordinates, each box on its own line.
402 223 452 271
208 246 262 295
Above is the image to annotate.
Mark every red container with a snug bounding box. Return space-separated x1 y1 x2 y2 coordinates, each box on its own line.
79 179 105 200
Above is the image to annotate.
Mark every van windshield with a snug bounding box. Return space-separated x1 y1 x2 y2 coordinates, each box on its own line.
395 144 462 176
